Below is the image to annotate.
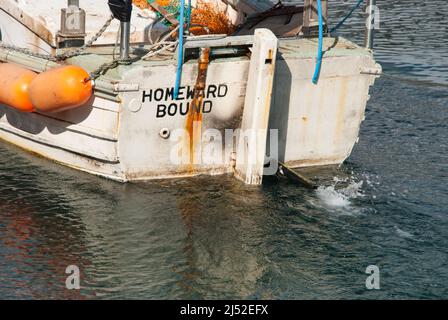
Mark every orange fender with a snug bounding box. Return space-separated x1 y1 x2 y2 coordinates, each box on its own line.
0 63 37 112
29 65 93 113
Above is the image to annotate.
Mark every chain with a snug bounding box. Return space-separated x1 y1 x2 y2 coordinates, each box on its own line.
85 59 121 82
0 15 180 83
87 24 180 81
0 15 114 62
0 43 59 62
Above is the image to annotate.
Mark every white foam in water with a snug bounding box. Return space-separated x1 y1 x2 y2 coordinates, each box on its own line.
316 179 364 209
316 186 351 207
394 226 413 238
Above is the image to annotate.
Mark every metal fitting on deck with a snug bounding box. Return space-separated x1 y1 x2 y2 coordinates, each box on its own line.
57 0 87 48
108 0 133 61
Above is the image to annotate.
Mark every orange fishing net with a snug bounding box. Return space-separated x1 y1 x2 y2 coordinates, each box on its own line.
133 0 151 9
132 0 235 35
190 1 235 35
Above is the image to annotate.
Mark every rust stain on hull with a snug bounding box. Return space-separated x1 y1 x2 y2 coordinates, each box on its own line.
184 47 211 172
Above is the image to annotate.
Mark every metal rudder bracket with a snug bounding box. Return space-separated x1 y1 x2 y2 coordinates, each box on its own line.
278 162 317 190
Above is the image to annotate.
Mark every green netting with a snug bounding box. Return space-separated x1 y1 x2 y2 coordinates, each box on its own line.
147 0 184 26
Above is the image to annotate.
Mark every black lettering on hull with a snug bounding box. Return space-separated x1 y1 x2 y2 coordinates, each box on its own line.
143 84 229 118
156 101 213 118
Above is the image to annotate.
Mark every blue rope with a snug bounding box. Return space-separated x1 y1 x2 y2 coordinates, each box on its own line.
312 0 323 85
330 0 364 33
174 0 186 99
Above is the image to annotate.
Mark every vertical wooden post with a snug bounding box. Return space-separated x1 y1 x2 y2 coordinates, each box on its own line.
235 29 278 185
303 0 328 37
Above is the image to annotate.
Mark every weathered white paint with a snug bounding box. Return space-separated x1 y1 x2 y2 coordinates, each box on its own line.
0 96 119 162
235 29 278 185
269 39 381 168
117 58 249 181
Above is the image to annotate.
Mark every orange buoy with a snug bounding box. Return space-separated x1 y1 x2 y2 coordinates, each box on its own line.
0 63 37 112
29 65 93 113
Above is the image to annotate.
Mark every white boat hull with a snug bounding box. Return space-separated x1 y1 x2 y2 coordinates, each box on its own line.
0 40 380 182
0 2 381 183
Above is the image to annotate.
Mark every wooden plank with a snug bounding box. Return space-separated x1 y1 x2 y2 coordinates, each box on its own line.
235 28 278 185
184 35 254 49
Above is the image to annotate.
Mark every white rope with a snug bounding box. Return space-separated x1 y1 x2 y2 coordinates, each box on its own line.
143 41 179 59
142 26 180 60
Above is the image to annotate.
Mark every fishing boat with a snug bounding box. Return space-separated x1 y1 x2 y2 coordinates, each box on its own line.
0 0 381 184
